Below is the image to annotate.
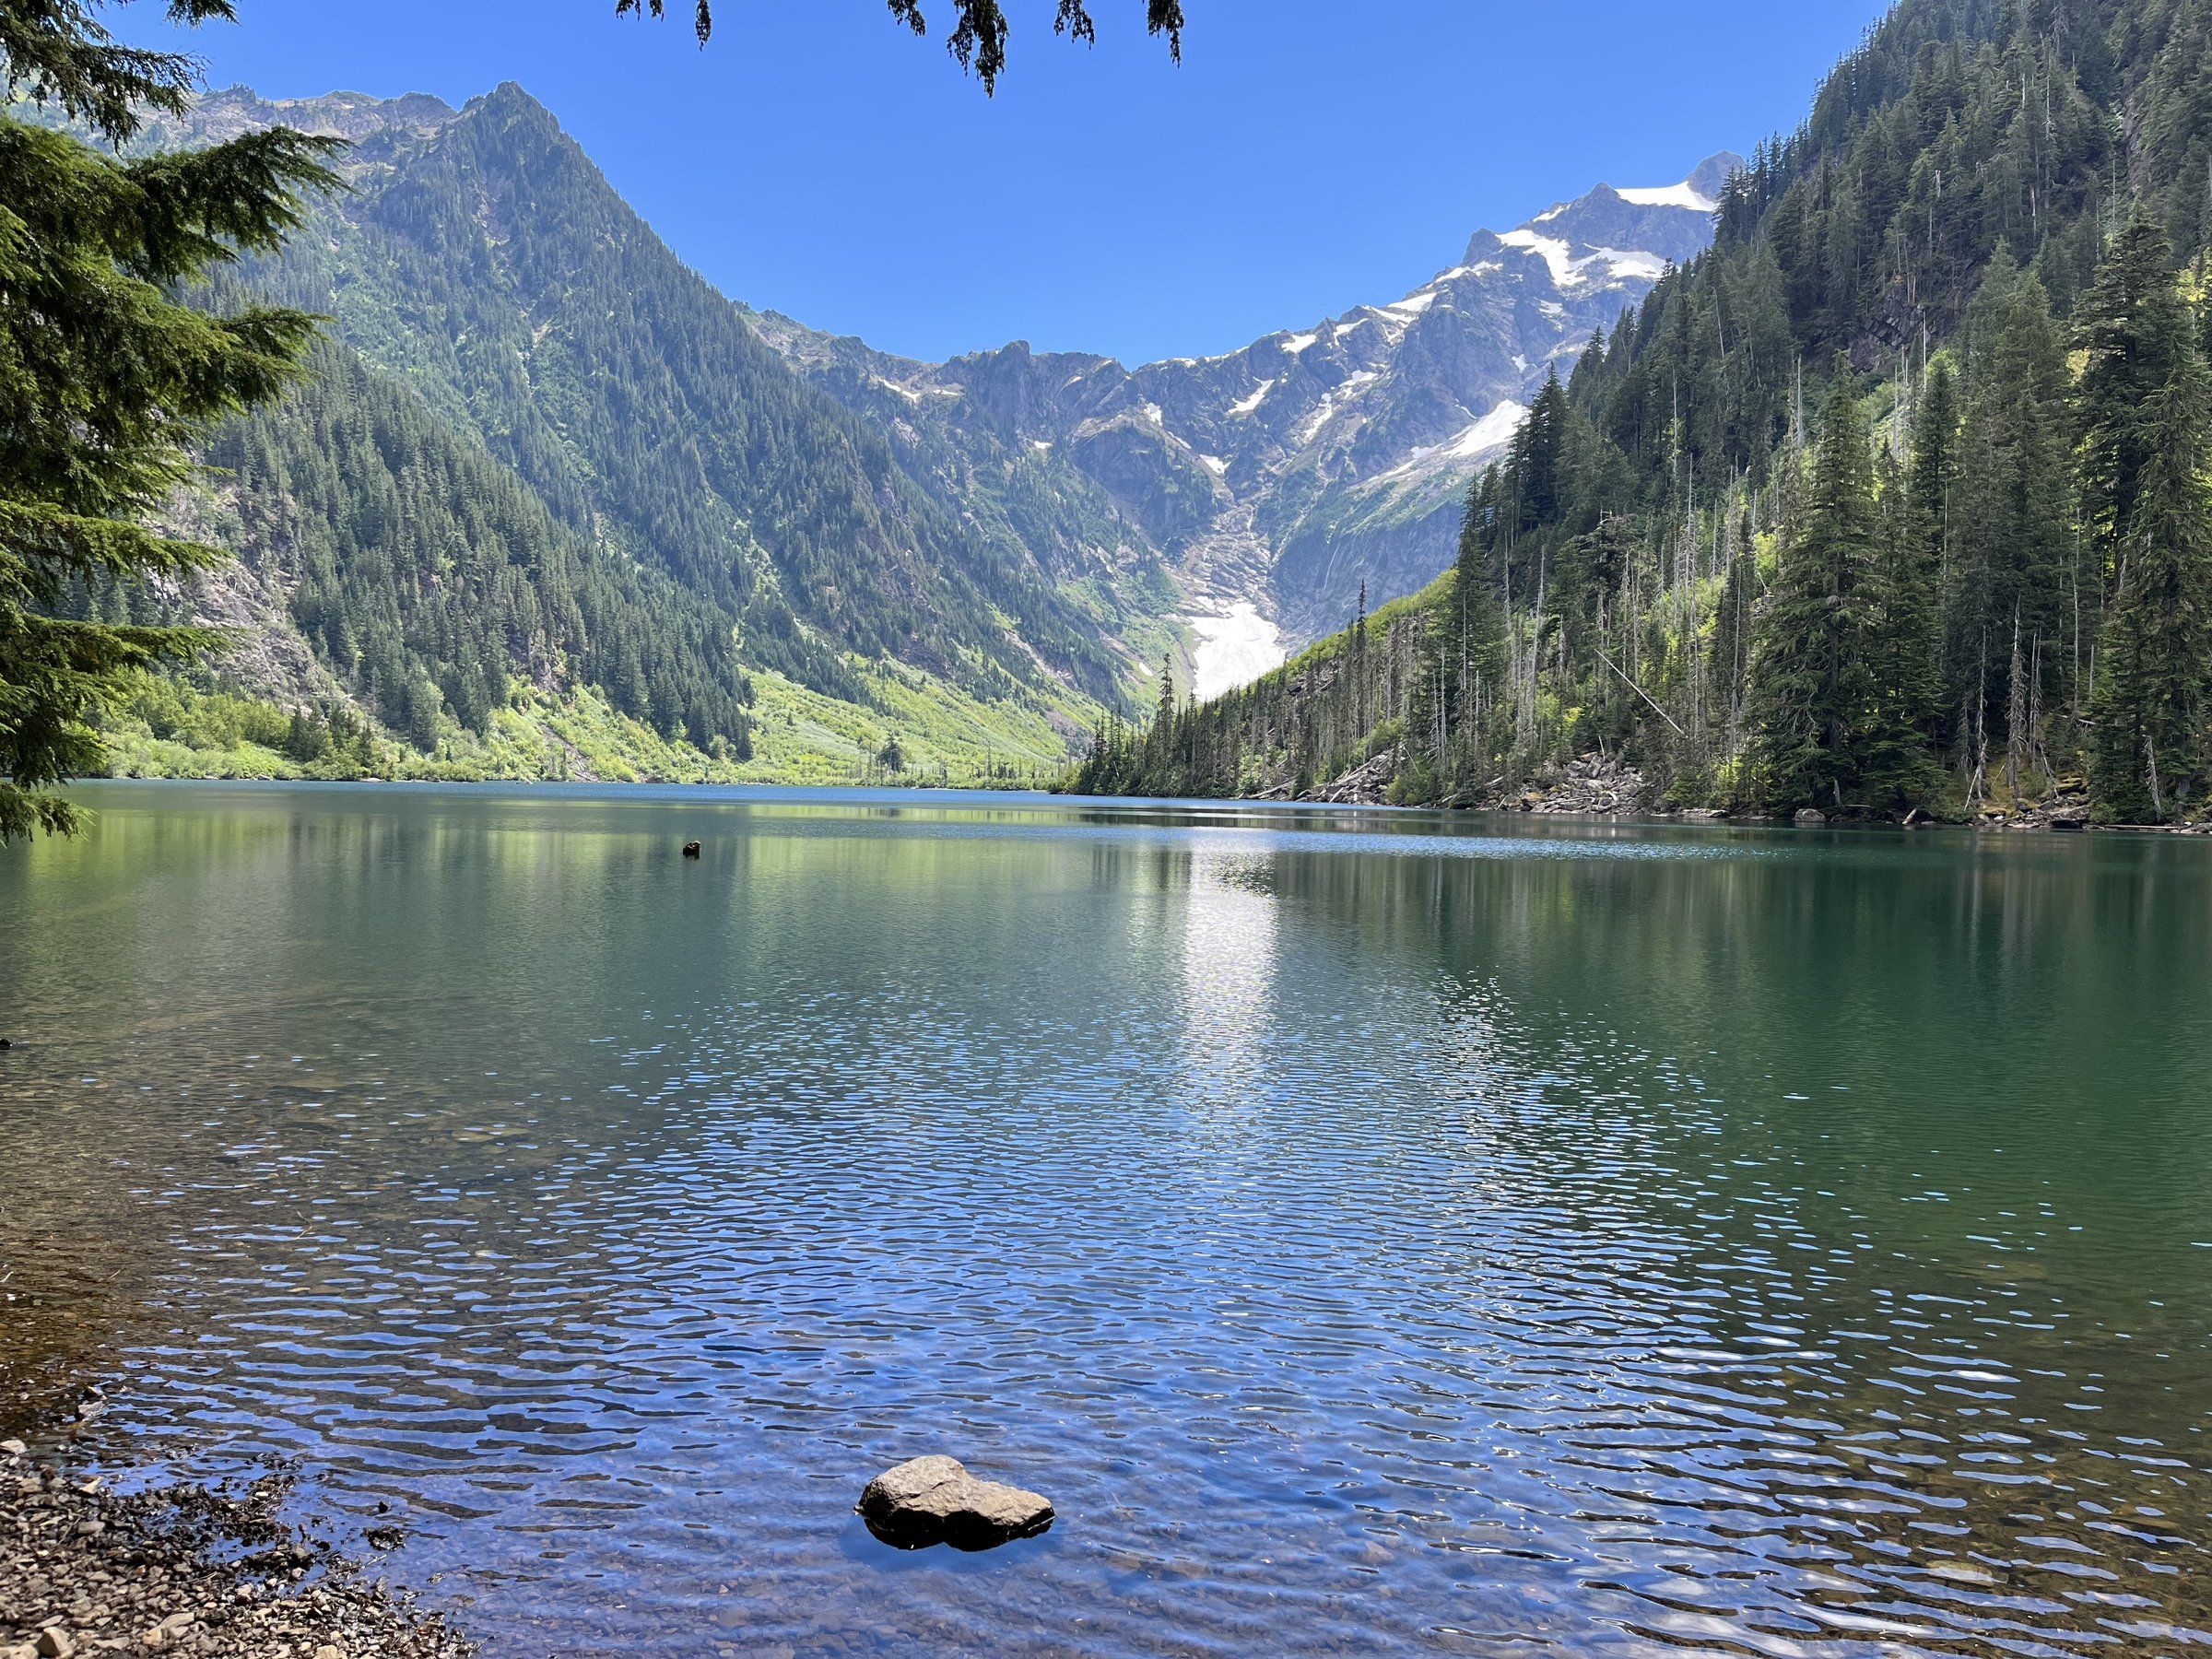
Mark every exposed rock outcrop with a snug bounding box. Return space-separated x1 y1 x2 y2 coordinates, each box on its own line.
1301 750 1398 806
1506 753 1654 815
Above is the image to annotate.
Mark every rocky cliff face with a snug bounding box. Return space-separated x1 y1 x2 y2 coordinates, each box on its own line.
751 152 1740 692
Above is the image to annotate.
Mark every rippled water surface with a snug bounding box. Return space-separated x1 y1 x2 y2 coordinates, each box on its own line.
4 782 2211 1657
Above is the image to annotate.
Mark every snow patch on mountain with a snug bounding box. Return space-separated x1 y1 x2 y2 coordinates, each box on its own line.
1189 603 1287 700
1617 179 1719 212
1382 398 1530 481
1297 369 1380 443
1453 399 1529 457
1498 228 1578 286
1230 380 1276 416
1500 231 1675 291
1581 246 1669 282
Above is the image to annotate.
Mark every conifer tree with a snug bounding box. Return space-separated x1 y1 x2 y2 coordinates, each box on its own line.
1862 440 1942 807
1144 649 1176 774
2089 353 2212 821
1907 357 1960 582
1448 474 1508 697
1947 267 2073 744
1710 506 1758 742
1747 366 1884 810
1511 372 1570 535
1394 484 1510 801
1 2 338 839
2076 218 2193 593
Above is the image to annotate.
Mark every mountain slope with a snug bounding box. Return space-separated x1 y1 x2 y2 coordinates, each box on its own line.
199 336 758 753
106 83 1202 779
273 83 1150 702
752 153 1738 686
1073 0 2212 819
121 83 1734 779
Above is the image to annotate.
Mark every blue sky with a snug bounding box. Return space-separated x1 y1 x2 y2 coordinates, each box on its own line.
139 0 1889 365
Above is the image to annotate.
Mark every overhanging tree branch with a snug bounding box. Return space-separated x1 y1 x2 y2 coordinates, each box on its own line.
614 0 1187 92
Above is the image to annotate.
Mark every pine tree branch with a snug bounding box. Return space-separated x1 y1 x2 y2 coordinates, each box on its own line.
616 0 1186 92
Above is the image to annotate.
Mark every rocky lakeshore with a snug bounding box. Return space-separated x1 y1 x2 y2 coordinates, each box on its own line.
1281 748 2209 830
1277 750 1679 815
0 1441 471 1659
1488 754 1665 817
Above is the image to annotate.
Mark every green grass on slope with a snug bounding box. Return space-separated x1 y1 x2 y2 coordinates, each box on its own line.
102 663 1100 791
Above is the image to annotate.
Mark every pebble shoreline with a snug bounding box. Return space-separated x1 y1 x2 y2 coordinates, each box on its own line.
0 1441 472 1659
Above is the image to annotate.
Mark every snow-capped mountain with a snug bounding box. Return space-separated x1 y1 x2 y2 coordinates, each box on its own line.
752 152 1741 695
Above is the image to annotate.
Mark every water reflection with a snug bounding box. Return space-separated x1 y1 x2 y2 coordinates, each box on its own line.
1174 850 1279 1100
2 782 2209 1656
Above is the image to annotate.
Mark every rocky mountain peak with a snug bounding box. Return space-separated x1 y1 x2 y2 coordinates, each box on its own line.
1686 149 1747 204
167 85 459 146
752 148 1744 683
1470 151 1744 279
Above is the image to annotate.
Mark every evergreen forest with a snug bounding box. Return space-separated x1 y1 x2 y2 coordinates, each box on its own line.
1069 0 2212 824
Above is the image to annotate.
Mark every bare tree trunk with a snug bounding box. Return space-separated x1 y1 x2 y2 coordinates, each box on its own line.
1966 644 1989 806
2006 609 2026 805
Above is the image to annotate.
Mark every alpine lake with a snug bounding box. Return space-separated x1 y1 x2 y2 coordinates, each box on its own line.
2 781 2208 1657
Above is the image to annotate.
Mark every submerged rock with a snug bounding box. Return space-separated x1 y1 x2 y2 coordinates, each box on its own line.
858 1455 1053 1550
1928 1559 2000 1587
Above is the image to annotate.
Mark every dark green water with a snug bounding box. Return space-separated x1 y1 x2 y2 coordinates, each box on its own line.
2 782 2209 1657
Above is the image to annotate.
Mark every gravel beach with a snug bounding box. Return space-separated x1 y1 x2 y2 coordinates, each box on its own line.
0 1440 472 1659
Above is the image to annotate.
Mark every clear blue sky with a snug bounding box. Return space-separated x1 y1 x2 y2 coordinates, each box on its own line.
138 0 1889 365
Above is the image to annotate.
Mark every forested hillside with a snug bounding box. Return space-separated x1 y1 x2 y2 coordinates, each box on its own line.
1072 0 2212 825
88 84 1167 785
206 339 758 754
300 84 1139 705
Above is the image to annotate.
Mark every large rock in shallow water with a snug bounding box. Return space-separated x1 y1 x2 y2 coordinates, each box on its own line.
858 1456 1053 1550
